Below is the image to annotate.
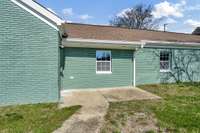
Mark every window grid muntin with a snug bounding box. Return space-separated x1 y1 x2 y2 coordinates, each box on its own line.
96 50 112 73
160 51 171 71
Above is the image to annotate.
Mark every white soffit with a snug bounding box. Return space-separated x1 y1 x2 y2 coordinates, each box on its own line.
62 38 143 50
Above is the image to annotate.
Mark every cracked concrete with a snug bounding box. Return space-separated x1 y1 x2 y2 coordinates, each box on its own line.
53 87 160 133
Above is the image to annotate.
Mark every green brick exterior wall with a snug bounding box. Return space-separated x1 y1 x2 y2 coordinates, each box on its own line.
160 49 200 83
0 0 60 105
135 48 200 85
62 47 133 90
135 48 160 85
2 0 200 106
62 47 200 89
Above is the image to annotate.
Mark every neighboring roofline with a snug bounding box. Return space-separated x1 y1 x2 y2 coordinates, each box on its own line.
62 38 200 49
65 22 200 37
11 0 64 30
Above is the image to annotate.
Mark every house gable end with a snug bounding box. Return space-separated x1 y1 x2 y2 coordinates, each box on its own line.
0 0 60 105
10 0 64 31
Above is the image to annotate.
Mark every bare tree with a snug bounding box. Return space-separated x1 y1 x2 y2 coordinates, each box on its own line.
110 4 162 30
192 27 200 35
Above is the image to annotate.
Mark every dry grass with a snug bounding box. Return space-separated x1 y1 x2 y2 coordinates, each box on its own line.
101 83 200 133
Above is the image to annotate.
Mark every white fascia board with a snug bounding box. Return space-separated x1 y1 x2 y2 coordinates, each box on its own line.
63 38 143 50
62 38 200 49
11 0 64 30
18 0 64 25
66 38 142 45
142 40 200 48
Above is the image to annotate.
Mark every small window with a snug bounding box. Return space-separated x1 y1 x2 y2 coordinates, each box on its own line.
96 50 112 74
160 51 171 72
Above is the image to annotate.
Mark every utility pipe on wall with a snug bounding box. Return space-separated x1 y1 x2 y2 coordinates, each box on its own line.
133 51 136 87
133 42 146 88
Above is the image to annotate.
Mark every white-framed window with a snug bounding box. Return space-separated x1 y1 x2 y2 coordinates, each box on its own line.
160 51 171 72
96 50 112 74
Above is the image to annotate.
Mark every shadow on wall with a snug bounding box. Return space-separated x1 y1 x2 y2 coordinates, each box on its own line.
158 49 200 83
60 47 65 78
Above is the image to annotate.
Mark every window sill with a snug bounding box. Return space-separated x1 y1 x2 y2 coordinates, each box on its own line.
96 71 112 74
160 70 171 73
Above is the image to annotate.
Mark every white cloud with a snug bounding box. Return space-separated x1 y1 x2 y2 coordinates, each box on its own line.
152 0 186 18
62 8 73 16
79 14 93 20
117 8 131 17
66 20 73 23
47 8 57 15
184 19 200 28
166 18 177 24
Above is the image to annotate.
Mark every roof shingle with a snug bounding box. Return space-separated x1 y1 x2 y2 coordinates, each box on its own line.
63 23 200 43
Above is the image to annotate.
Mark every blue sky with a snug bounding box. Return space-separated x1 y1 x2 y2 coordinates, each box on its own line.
37 0 200 33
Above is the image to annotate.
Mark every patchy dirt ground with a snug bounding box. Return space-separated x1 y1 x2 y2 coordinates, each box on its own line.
101 106 159 133
121 112 158 133
54 87 160 133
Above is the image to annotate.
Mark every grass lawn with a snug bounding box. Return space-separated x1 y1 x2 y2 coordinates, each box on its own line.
101 83 200 133
0 103 81 133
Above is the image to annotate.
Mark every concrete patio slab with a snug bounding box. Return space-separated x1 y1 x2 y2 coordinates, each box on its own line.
99 87 161 102
54 87 161 133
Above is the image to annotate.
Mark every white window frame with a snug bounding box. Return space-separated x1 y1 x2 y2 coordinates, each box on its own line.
160 51 171 72
96 50 112 74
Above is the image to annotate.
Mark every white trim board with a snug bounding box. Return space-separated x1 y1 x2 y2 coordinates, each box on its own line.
63 38 200 49
142 40 200 48
63 38 143 50
11 0 64 30
66 38 143 45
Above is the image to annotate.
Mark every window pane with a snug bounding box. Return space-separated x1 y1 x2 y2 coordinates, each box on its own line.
105 62 110 67
102 52 106 61
97 62 102 71
160 51 171 71
105 52 111 61
96 51 111 72
160 61 169 70
102 62 106 69
96 51 111 61
102 65 106 71
160 51 169 61
96 51 103 61
105 62 111 71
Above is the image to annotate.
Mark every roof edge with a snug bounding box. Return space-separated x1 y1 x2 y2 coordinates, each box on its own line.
66 38 143 45
143 40 200 47
64 38 200 49
11 0 64 30
66 38 200 45
65 22 200 37
63 38 143 50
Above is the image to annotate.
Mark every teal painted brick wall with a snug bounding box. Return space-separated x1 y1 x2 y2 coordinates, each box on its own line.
0 0 60 105
135 48 200 85
135 48 160 85
62 47 133 89
160 49 200 83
